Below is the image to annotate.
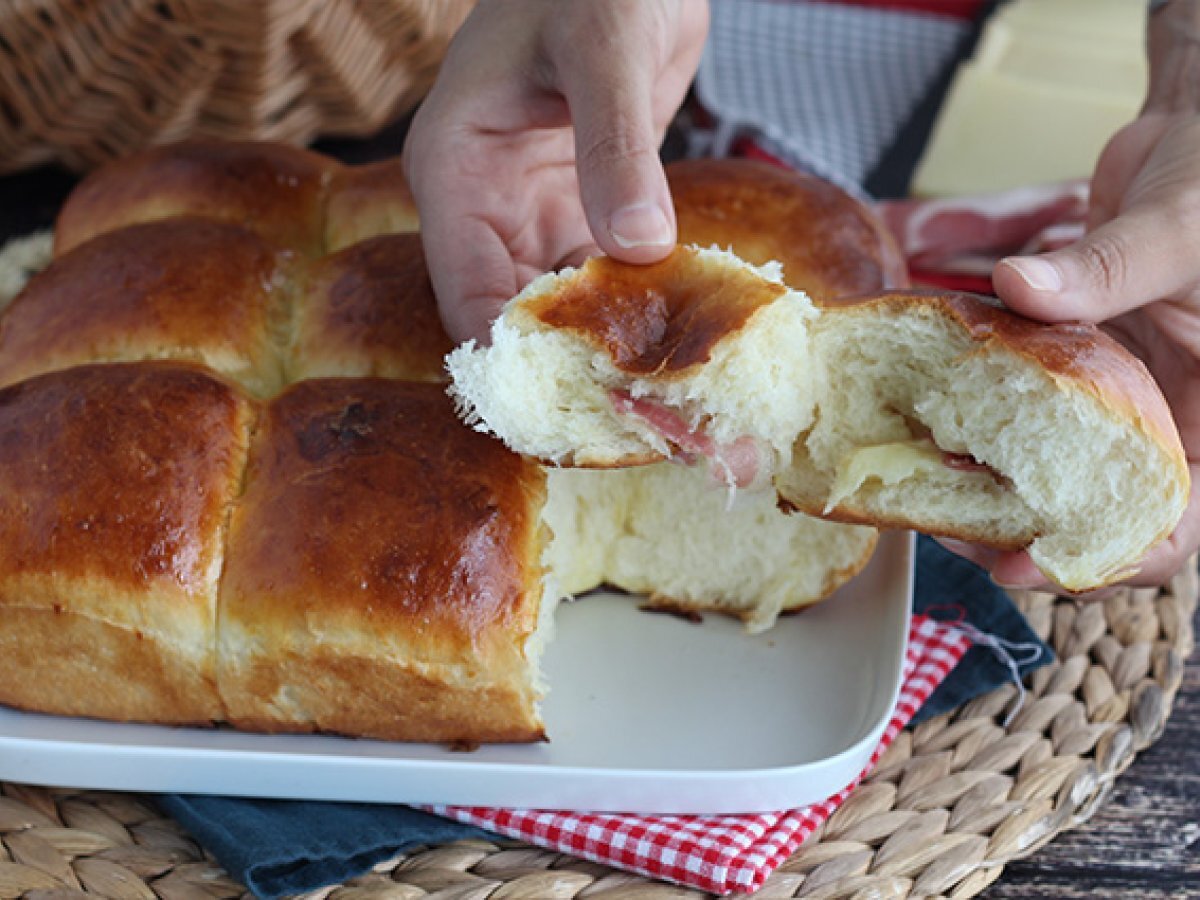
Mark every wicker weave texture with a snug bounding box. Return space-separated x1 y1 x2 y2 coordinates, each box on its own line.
0 0 472 174
0 570 1192 899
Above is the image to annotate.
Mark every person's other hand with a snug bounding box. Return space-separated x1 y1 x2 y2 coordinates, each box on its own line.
403 0 709 343
984 2 1200 593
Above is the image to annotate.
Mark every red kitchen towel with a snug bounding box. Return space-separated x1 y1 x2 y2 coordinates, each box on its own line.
431 614 971 895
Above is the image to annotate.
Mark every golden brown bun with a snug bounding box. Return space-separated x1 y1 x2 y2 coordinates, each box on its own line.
448 246 816 476
289 233 452 383
54 140 335 257
845 291 1185 469
777 290 1189 590
447 245 815 472
325 158 420 252
0 218 292 397
0 362 256 725
522 246 790 378
217 379 549 743
668 158 909 301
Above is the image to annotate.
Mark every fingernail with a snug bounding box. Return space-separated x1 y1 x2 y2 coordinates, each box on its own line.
609 202 673 249
1004 256 1063 293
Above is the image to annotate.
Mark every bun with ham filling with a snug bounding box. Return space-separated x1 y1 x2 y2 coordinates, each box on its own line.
447 245 817 489
779 290 1188 591
449 255 1189 593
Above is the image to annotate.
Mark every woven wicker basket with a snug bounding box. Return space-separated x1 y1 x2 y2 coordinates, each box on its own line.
0 0 473 174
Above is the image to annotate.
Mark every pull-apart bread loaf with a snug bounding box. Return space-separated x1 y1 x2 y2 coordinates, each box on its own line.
0 143 889 740
450 164 1188 593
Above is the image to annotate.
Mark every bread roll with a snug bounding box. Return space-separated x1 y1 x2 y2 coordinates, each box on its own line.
0 362 256 724
217 379 552 743
448 245 818 480
55 140 335 257
543 463 878 632
1 139 1006 742
0 218 292 397
777 291 1189 590
324 159 420 252
668 158 908 299
289 232 452 383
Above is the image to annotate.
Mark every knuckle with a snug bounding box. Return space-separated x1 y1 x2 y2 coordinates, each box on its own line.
578 128 655 169
1078 232 1132 294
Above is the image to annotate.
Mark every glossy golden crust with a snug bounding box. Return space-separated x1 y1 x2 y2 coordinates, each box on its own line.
54 140 335 257
218 380 548 742
668 159 908 301
289 233 452 383
522 246 789 377
324 159 420 252
0 218 291 397
848 291 1187 469
0 363 257 724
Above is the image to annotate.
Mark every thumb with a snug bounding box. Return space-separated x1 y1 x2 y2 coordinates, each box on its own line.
994 209 1187 323
550 21 676 263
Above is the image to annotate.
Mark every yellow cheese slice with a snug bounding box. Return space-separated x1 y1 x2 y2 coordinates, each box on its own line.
975 20 1146 102
911 63 1140 197
993 0 1147 43
825 439 945 512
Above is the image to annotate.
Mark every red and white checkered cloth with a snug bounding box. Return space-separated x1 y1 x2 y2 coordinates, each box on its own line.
431 614 971 895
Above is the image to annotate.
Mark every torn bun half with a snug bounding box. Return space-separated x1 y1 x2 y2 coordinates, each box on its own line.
778 290 1188 591
447 245 818 488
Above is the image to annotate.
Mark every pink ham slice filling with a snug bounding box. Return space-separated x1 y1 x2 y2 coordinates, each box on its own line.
609 390 763 488
941 450 995 474
613 393 1003 491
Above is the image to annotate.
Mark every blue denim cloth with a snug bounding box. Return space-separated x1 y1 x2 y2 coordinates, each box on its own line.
158 797 493 899
161 536 1052 899
910 535 1052 723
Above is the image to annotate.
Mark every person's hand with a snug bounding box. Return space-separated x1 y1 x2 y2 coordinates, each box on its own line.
982 1 1200 592
403 0 709 343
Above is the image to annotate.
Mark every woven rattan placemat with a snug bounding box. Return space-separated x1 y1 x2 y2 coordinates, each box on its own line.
0 567 1194 900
